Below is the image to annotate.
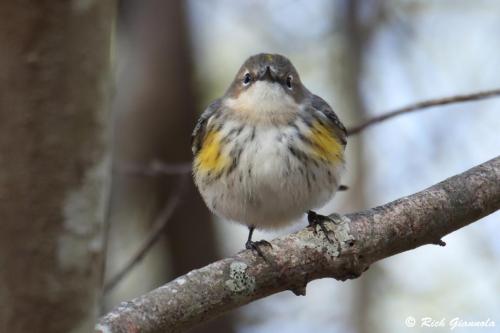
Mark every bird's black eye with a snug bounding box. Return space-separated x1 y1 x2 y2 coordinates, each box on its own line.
243 73 252 85
286 75 293 89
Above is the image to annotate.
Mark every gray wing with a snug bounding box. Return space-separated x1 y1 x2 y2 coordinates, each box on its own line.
191 99 222 155
311 94 347 146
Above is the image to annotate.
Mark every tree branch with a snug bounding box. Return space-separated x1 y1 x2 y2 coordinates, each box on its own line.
346 88 500 135
96 156 500 333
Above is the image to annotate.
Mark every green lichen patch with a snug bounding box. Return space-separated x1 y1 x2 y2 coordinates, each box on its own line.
297 214 355 259
225 261 255 294
330 214 355 246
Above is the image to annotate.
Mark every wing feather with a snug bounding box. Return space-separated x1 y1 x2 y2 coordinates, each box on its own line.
310 94 347 146
191 99 222 155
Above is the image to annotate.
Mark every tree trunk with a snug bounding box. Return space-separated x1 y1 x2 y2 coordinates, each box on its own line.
0 2 115 332
331 2 373 332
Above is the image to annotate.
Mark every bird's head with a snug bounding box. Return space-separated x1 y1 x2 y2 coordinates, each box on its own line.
224 54 309 118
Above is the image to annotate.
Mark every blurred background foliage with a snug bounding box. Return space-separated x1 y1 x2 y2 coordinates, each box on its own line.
104 1 499 333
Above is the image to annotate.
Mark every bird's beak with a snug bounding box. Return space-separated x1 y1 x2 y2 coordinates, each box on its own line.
259 66 275 82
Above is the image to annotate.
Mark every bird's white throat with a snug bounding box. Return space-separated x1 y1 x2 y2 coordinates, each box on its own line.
225 81 299 121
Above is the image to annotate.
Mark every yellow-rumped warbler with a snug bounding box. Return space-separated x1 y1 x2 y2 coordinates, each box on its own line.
192 53 346 252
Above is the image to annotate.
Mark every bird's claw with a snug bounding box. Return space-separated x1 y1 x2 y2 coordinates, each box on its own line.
307 210 335 243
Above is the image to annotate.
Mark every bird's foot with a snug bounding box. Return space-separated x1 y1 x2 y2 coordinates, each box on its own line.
246 239 272 258
338 185 349 191
307 210 339 243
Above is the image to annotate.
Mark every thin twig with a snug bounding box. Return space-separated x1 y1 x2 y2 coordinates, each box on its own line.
114 160 191 176
103 175 189 293
347 88 500 135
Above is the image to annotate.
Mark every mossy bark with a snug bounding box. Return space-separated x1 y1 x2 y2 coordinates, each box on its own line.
0 1 115 332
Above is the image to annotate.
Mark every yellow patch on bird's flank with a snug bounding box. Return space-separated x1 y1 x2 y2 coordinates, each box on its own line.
265 54 273 62
195 130 229 173
309 121 343 163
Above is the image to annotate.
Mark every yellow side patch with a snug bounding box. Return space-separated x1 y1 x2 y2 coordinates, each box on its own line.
195 130 229 174
309 121 343 163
